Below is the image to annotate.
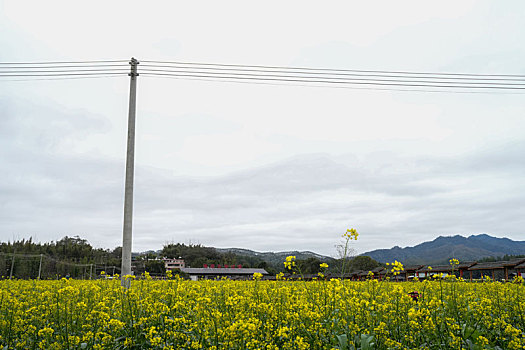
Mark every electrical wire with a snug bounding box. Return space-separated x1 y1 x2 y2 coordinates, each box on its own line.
139 73 525 94
138 67 525 87
0 252 121 270
0 60 129 81
0 69 129 74
0 72 129 77
0 64 128 70
141 59 525 78
139 60 525 90
0 252 43 258
2 58 525 92
139 72 525 90
140 63 525 82
0 59 128 65
0 74 126 82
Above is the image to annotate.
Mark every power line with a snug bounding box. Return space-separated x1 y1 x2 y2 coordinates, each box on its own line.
0 65 128 71
140 63 525 82
0 74 126 82
141 73 525 94
3 58 525 91
0 252 42 258
141 59 525 78
0 60 129 81
0 59 127 65
137 60 525 91
139 72 525 90
0 72 128 78
0 252 121 271
0 252 89 268
139 67 525 87
0 69 129 74
4 61 523 83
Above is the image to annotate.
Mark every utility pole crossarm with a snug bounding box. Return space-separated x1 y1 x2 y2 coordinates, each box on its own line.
121 57 139 288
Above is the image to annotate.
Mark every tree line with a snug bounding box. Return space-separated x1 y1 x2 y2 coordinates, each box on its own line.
0 236 382 279
161 243 382 275
0 236 121 279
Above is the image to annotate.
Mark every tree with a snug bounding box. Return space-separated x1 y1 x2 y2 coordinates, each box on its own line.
349 256 381 272
297 257 323 274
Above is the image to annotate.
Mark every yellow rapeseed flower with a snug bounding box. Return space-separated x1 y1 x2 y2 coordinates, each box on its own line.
283 255 296 270
449 258 460 266
389 260 404 276
343 228 359 240
2 263 524 349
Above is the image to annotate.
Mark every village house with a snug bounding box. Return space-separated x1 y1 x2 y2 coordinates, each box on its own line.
163 258 185 270
180 266 268 281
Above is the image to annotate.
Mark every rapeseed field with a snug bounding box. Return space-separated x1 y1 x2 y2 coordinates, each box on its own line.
0 275 524 349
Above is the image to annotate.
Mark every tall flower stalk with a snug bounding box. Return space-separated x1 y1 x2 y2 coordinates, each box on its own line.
340 228 359 279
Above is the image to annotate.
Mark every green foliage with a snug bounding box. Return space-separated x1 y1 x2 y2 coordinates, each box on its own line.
349 255 381 271
478 254 525 263
326 256 381 274
0 237 380 280
134 260 166 275
161 243 270 270
296 257 323 274
0 236 121 279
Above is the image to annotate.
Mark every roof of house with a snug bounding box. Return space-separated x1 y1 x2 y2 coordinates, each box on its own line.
515 262 525 269
502 258 525 267
180 268 268 275
468 261 507 270
416 265 450 273
355 267 386 277
417 262 476 273
465 259 525 270
350 270 365 277
321 272 355 279
401 265 424 273
457 262 477 269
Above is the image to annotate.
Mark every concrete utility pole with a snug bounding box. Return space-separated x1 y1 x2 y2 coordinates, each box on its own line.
9 252 15 279
38 254 43 279
121 57 139 289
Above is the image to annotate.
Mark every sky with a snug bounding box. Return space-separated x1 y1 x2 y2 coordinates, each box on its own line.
1 1 525 256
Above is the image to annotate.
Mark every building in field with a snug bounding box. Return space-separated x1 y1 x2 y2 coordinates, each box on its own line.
515 262 525 277
467 258 525 281
180 267 268 281
416 262 476 279
163 258 185 270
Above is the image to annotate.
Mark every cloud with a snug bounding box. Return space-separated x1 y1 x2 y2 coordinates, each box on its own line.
2 1 525 256
1 93 524 256
135 142 525 254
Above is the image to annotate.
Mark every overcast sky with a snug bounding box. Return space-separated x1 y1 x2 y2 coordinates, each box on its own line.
1 1 524 256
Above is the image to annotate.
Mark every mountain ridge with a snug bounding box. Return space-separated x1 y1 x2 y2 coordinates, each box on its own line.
362 234 525 265
215 247 334 266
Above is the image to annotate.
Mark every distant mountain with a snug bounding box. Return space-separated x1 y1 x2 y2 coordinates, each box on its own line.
362 234 525 265
216 247 334 266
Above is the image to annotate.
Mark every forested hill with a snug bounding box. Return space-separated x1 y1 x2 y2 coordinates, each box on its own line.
215 247 332 267
0 236 121 264
362 234 525 265
161 244 339 275
1 236 382 278
0 236 122 279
